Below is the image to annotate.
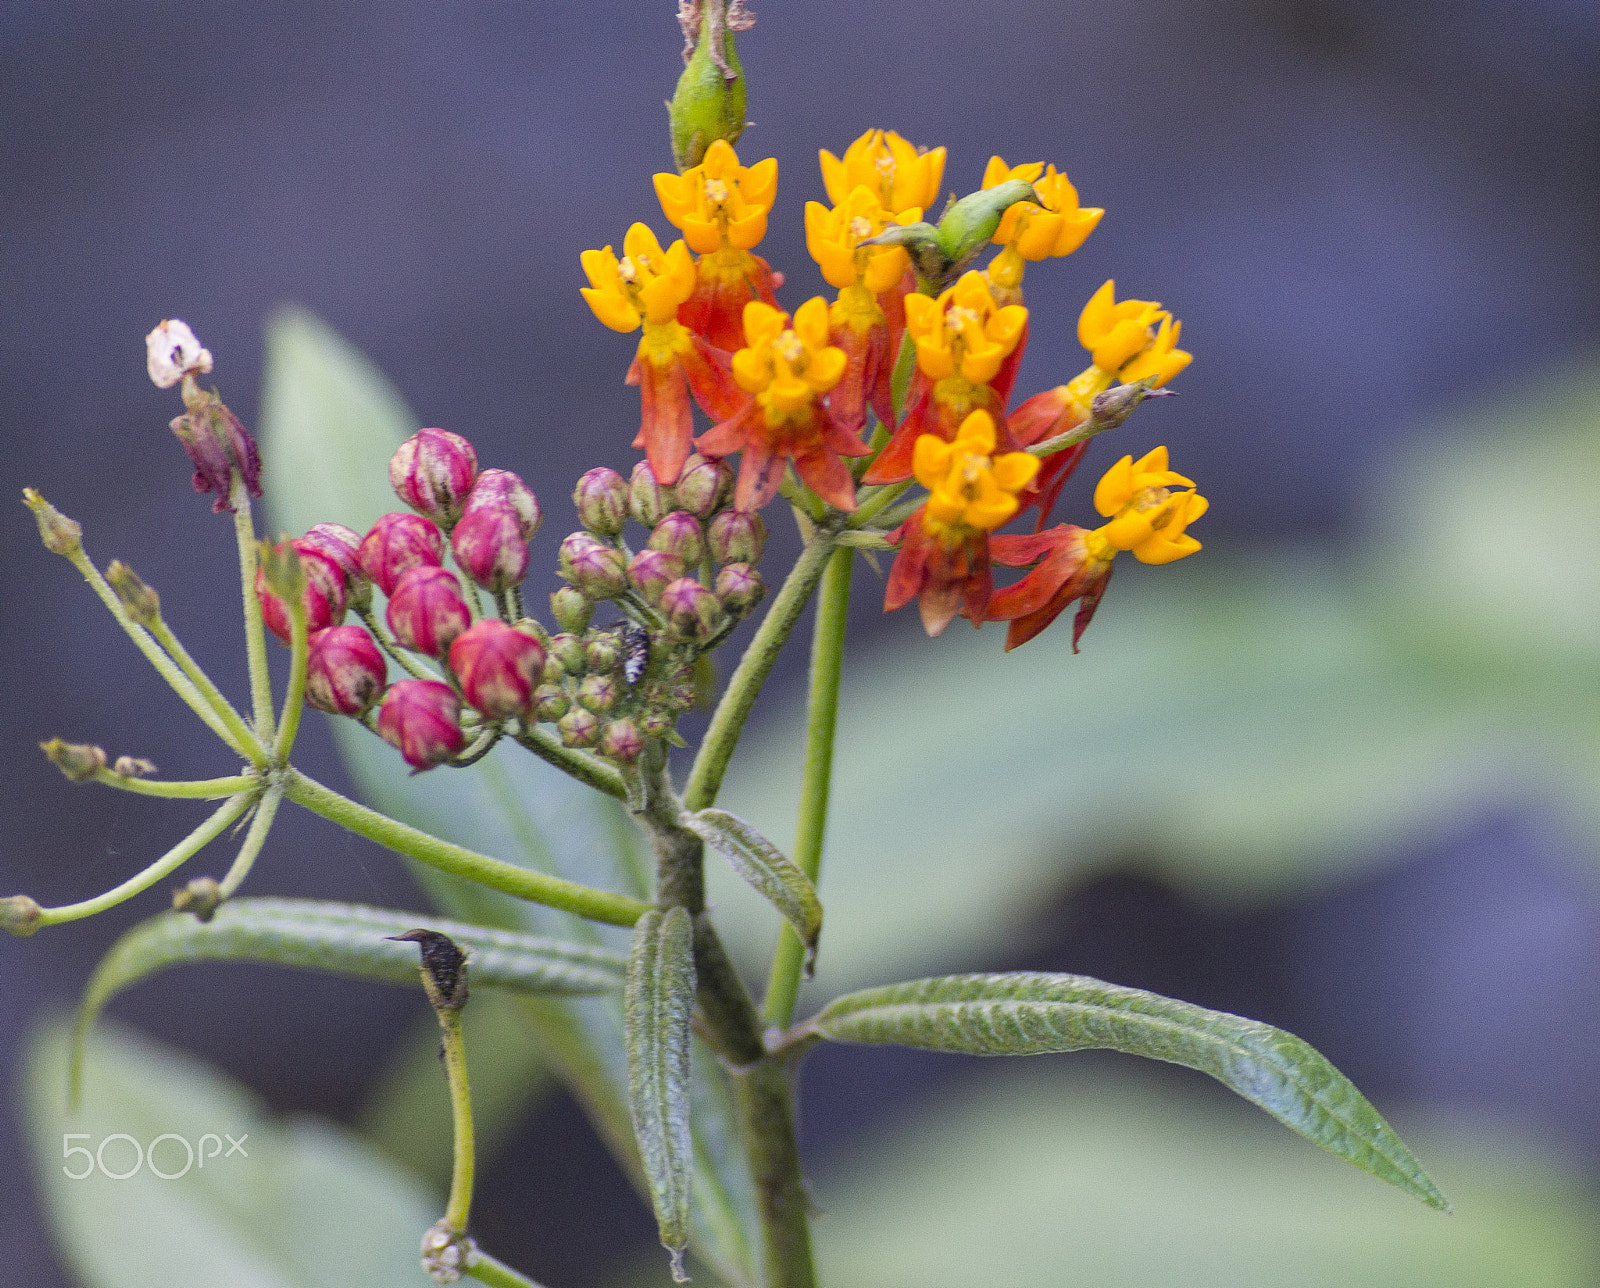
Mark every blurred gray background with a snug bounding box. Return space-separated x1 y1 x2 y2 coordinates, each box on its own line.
4 1 1600 1284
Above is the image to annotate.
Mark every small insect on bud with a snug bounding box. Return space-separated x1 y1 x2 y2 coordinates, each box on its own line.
378 679 465 770
256 540 347 643
172 876 223 923
1 894 42 938
550 586 594 634
300 522 371 613
112 756 158 778
358 512 446 598
670 454 733 519
622 623 651 686
462 468 542 540
22 488 82 556
708 509 765 565
389 428 479 528
449 619 545 720
558 533 628 601
534 683 570 722
648 511 707 568
599 717 644 764
557 705 600 748
306 624 387 715
573 467 629 537
387 566 472 657
629 460 667 528
661 576 725 642
627 549 685 606
715 562 765 618
547 632 587 675
105 560 161 628
451 501 530 593
40 738 106 781
389 927 471 1011
577 673 620 715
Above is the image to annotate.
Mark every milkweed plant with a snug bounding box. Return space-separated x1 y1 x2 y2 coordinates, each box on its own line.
7 4 1448 1285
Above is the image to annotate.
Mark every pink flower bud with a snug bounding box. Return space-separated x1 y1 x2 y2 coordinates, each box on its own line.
378 679 464 770
256 541 347 643
306 625 387 715
557 705 600 748
389 428 479 526
648 511 706 567
448 619 546 720
359 513 445 597
464 469 541 540
577 673 619 714
599 718 644 763
708 509 766 565
660 576 725 641
715 563 765 618
627 548 685 606
573 468 629 536
559 533 628 600
171 397 262 513
451 502 530 592
671 454 733 519
629 460 667 527
550 586 594 634
386 565 471 656
300 522 371 612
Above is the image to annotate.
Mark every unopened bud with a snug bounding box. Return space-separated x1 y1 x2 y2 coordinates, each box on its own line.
585 636 620 674
41 738 106 781
1 894 42 938
627 548 685 606
577 673 619 715
934 179 1038 282
661 576 725 641
112 756 158 778
300 522 370 613
708 509 765 565
559 533 628 600
306 624 388 715
463 469 542 540
1089 380 1174 432
378 679 465 770
451 502 529 593
387 566 472 657
22 489 82 556
534 683 570 721
715 562 764 617
449 619 545 720
106 560 161 628
547 632 587 675
358 512 446 598
256 540 347 643
629 461 667 528
669 0 749 171
172 876 223 922
573 467 629 536
557 705 600 748
640 708 675 739
599 717 644 764
670 454 733 519
390 428 479 527
145 318 213 389
649 511 707 567
550 586 593 634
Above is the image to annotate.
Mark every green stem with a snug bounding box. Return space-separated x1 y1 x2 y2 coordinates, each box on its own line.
510 724 627 799
871 494 925 532
849 478 914 529
439 1006 475 1232
89 769 257 799
284 770 648 926
232 478 277 746
34 794 255 926
217 779 284 898
274 587 310 759
684 534 837 811
466 1249 548 1288
360 607 438 681
731 1060 817 1288
1026 379 1157 459
763 547 851 1028
146 617 268 764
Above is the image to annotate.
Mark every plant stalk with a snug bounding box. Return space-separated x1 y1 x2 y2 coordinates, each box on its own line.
232 477 277 746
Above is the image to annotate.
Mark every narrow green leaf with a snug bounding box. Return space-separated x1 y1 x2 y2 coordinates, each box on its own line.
626 907 698 1282
813 972 1448 1212
686 809 823 973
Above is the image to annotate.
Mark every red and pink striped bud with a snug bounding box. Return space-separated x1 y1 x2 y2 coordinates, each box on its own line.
661 576 725 641
451 502 530 592
599 717 644 764
708 509 766 565
306 625 387 715
257 541 347 643
557 705 600 748
300 522 371 612
389 428 479 527
448 619 546 720
377 679 464 770
715 563 765 618
648 511 706 567
670 454 733 519
359 513 445 597
627 548 685 606
386 565 472 656
559 533 628 600
629 461 667 527
463 469 541 540
573 468 629 537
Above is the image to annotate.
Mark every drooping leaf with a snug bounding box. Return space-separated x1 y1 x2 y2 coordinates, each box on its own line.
686 809 822 972
626 908 698 1282
812 972 1447 1211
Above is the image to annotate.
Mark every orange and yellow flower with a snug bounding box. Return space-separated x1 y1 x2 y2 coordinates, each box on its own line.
820 129 946 217
981 156 1103 292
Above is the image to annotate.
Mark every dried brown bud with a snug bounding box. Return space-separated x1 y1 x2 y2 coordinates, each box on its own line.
22 488 83 556
172 876 223 922
41 738 106 782
112 756 158 778
389 928 470 1011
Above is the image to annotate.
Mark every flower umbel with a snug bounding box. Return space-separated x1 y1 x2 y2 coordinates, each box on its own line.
981 157 1102 291
820 128 946 217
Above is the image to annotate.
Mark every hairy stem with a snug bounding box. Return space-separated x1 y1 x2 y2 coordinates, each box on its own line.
217 778 284 898
88 769 258 799
439 1006 476 1232
274 582 310 759
232 478 277 746
146 616 267 763
466 1249 548 1288
731 1059 816 1288
510 723 628 799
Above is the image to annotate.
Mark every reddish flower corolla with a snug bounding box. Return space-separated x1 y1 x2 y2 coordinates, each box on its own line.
884 411 1040 636
582 222 747 485
256 541 347 643
305 624 387 715
989 447 1207 651
697 299 869 512
378 679 464 771
389 428 479 528
358 512 445 598
451 503 530 592
386 565 472 657
654 139 782 352
448 619 545 721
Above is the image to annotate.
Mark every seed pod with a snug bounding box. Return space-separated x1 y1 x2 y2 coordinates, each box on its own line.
377 679 464 770
386 565 471 657
707 509 766 565
389 428 479 527
306 624 387 715
449 618 546 720
648 511 707 568
452 501 530 592
358 512 445 597
572 467 629 537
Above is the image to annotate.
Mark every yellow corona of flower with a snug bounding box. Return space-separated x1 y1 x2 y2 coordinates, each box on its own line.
1086 446 1206 564
804 186 919 294
820 129 946 217
1119 314 1191 387
982 156 1104 289
904 271 1029 385
1077 281 1192 387
580 224 697 333
915 410 1040 537
653 139 778 256
731 298 847 422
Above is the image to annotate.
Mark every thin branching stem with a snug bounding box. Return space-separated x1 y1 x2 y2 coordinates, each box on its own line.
217 778 285 898
88 769 258 799
232 478 277 746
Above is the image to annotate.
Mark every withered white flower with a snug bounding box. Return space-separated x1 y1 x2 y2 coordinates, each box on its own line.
144 318 213 389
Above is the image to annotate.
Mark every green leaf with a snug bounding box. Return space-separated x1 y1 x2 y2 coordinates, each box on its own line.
26 1018 438 1288
686 809 822 972
812 972 1447 1211
626 907 698 1282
